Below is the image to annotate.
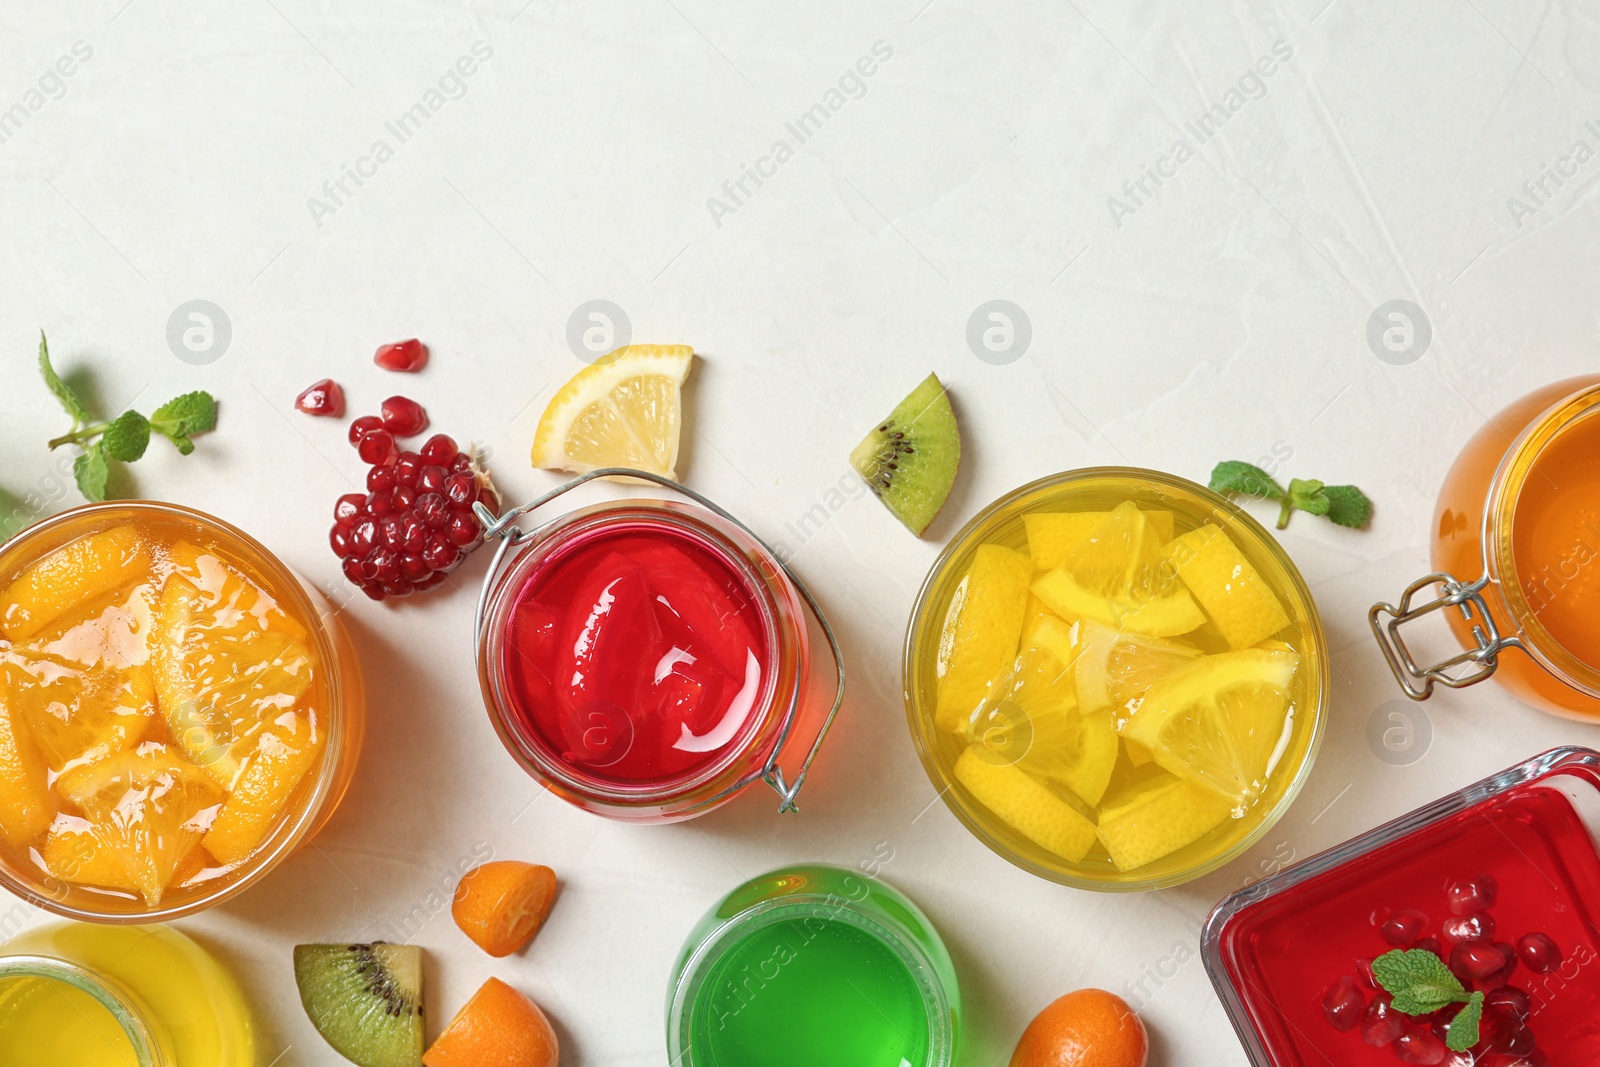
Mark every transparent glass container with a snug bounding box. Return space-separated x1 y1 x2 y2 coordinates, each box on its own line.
0 501 365 921
0 920 255 1065
475 471 844 823
1373 376 1600 719
665 863 960 1067
1204 746 1600 1066
904 468 1328 890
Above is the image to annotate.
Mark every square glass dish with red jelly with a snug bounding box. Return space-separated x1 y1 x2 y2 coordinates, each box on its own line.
1204 747 1600 1067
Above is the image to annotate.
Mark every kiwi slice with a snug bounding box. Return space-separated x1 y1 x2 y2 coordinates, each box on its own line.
850 373 961 536
294 942 424 1067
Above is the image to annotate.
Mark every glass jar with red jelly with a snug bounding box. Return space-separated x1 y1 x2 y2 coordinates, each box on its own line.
474 470 844 822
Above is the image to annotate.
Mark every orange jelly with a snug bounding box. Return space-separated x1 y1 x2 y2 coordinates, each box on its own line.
0 503 361 918
1421 375 1600 719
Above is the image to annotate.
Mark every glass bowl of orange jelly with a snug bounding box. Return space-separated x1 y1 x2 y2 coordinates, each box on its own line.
0 502 364 921
1373 376 1600 718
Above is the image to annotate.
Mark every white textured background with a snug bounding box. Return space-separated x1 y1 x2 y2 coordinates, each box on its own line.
2 1 1600 1064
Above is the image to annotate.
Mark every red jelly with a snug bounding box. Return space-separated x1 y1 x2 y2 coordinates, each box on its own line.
503 526 768 782
479 499 830 822
1205 749 1600 1066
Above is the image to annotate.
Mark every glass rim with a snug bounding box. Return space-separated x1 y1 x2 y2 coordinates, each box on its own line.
665 873 956 1066
901 466 1330 891
1484 384 1600 697
1199 745 1598 1066
476 499 803 812
0 499 353 922
0 952 172 1066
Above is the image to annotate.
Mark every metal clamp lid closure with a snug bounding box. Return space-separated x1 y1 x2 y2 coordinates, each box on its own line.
1369 571 1523 700
472 468 846 814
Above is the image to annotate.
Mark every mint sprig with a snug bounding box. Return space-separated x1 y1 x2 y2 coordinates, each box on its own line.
38 331 218 501
1209 461 1373 530
1371 948 1485 1052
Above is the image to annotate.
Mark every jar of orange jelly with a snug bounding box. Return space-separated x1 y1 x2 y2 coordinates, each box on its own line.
1372 376 1600 719
474 470 845 822
0 501 364 921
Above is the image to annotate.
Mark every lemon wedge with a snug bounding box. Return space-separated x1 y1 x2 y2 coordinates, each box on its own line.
1165 524 1289 649
1095 773 1234 871
1031 568 1205 638
1120 647 1299 808
933 544 1033 732
954 747 1097 863
1024 509 1173 571
530 345 693 478
1072 618 1202 717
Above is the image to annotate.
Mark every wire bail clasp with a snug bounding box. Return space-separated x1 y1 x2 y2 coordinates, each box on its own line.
1369 571 1522 700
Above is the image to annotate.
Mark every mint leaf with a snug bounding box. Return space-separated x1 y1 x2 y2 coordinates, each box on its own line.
102 411 150 462
1446 991 1485 1052
1210 461 1284 500
1288 478 1331 517
1373 948 1467 1015
38 332 90 425
150 391 217 440
1324 485 1373 529
73 443 109 502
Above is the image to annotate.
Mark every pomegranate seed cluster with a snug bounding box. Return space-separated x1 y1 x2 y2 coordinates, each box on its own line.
1319 872 1566 1066
331 426 499 600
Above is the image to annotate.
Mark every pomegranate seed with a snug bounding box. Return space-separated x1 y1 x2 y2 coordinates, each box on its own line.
446 509 480 547
1450 941 1507 982
1442 913 1494 945
1447 873 1498 915
360 583 386 601
330 524 354 557
1355 958 1379 989
380 395 429 436
400 554 430 583
358 429 398 465
341 558 364 585
1383 910 1430 947
1415 937 1443 958
423 535 459 571
348 415 384 445
367 465 396 493
392 485 417 512
1482 942 1520 988
401 517 428 554
295 378 345 417
417 492 448 528
374 338 428 372
416 572 446 590
351 519 377 555
419 465 449 494
444 472 477 506
451 453 475 474
1362 993 1406 1047
1322 975 1364 1031
367 491 394 518
369 549 400 584
1516 932 1561 974
421 433 457 465
379 516 405 551
1395 1024 1447 1065
395 452 423 487
1484 986 1530 1021
334 493 365 524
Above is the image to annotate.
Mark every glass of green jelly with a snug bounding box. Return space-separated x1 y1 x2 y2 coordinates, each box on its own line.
666 864 960 1067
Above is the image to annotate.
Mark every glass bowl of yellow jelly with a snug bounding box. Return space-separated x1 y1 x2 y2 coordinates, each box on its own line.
904 469 1328 890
